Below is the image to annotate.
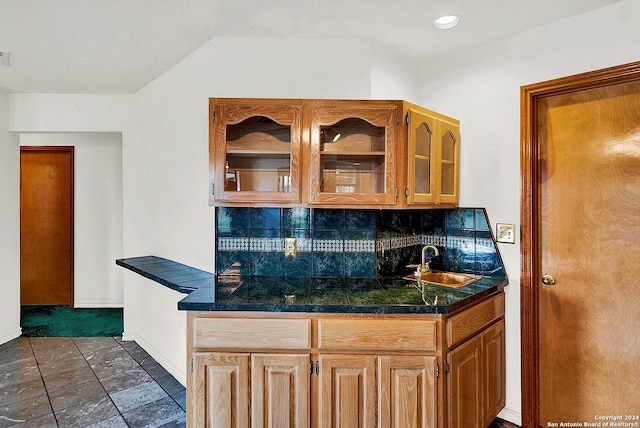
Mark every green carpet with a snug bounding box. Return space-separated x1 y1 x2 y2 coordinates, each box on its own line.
21 305 124 337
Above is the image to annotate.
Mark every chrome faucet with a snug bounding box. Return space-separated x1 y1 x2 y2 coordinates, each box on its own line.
420 245 440 273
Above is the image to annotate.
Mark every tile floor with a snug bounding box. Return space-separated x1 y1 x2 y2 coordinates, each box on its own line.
0 337 186 427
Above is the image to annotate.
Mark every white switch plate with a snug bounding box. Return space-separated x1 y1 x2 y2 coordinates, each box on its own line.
496 223 516 244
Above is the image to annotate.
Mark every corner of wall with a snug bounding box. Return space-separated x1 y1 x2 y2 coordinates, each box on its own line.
0 90 21 344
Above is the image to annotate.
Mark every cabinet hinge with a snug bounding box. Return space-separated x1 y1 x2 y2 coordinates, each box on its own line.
211 183 214 196
445 361 450 374
311 360 319 376
212 110 216 123
405 113 410 126
396 112 401 126
190 358 193 373
436 361 440 378
404 187 409 198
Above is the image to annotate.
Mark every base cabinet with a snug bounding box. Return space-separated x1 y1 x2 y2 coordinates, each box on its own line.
191 353 250 428
192 352 310 428
378 355 438 428
317 354 377 427
446 319 506 428
187 293 504 428
316 354 437 428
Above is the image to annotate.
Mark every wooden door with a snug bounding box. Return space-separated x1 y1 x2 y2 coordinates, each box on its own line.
20 146 74 305
521 62 640 427
378 355 437 428
317 354 377 427
251 354 310 428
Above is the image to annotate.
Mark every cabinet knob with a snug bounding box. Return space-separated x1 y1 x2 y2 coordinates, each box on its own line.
541 274 556 286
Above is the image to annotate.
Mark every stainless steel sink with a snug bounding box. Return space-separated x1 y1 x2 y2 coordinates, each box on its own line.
403 271 480 288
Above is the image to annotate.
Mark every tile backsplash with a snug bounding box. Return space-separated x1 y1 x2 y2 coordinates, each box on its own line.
215 207 505 279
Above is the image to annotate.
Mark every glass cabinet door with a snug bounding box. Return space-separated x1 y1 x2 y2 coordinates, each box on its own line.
210 100 302 203
437 117 460 204
406 108 437 204
309 103 398 205
405 106 459 206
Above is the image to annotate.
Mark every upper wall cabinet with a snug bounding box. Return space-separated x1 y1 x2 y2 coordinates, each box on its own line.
209 99 303 204
309 100 399 206
404 102 460 207
209 98 460 208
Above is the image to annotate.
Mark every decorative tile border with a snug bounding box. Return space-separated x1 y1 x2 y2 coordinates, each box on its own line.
218 237 374 253
219 234 495 254
218 237 249 251
422 234 447 246
312 239 344 252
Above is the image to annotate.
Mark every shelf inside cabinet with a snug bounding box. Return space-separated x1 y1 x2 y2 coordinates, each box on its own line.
227 150 291 155
320 151 386 156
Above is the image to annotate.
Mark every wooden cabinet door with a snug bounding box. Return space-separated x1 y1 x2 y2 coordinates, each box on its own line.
435 117 460 205
191 353 250 428
210 98 303 204
378 355 438 428
309 101 399 206
251 354 310 428
447 335 482 428
317 354 377 427
481 321 505 427
404 104 459 207
406 107 438 205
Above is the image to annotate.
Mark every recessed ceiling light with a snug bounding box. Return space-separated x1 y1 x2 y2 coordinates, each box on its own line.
433 15 462 30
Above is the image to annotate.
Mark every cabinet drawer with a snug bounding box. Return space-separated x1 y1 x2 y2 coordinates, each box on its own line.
193 318 311 350
446 293 505 348
318 319 437 352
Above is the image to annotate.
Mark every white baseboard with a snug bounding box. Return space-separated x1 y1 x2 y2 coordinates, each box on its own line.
0 329 22 345
498 407 522 426
121 330 186 386
72 302 124 308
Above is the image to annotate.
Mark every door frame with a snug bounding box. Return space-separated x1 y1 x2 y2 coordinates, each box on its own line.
519 61 640 427
20 145 75 306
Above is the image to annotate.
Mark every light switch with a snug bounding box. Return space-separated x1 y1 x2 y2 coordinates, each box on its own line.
496 223 516 244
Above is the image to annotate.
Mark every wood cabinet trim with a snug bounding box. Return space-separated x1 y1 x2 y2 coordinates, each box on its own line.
317 318 437 352
192 317 311 350
446 294 505 349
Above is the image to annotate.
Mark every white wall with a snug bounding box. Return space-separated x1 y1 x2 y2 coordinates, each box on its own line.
370 46 421 102
0 91 21 344
418 1 640 424
19 133 124 307
9 94 132 132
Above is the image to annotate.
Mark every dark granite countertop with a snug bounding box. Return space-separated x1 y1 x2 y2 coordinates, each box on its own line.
116 256 507 315
116 256 214 294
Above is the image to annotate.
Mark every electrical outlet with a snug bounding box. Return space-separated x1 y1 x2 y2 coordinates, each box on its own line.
496 223 516 244
285 237 297 257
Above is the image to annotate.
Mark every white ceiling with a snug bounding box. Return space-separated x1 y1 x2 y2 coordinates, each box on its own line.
0 0 621 94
